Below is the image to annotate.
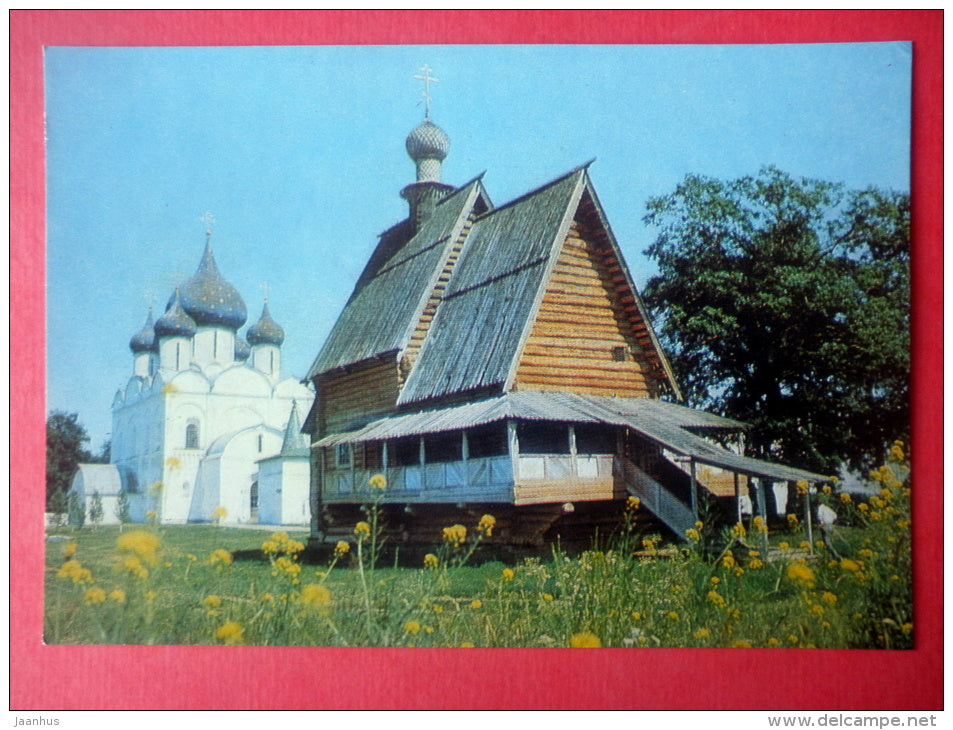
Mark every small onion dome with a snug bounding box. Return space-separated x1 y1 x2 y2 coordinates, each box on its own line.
234 336 251 361
246 301 285 346
177 240 247 329
154 289 197 338
129 308 157 353
406 119 450 162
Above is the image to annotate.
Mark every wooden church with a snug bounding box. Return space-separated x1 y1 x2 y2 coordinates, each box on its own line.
303 90 826 547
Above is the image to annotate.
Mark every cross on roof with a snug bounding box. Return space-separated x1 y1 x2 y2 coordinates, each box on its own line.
200 211 216 238
260 281 271 303
414 65 438 119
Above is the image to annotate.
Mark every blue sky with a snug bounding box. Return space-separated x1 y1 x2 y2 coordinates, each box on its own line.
44 42 911 449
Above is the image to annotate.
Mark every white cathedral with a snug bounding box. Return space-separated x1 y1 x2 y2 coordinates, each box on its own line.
70 236 314 526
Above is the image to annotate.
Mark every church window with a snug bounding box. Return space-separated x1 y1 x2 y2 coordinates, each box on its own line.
185 421 200 449
611 346 627 362
258 434 263 452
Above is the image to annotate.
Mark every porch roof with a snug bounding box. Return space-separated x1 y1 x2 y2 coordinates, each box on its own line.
314 391 828 483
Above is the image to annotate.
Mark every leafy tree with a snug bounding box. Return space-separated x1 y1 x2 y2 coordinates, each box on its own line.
88 490 104 528
67 490 85 527
115 491 131 525
643 166 909 474
46 411 93 509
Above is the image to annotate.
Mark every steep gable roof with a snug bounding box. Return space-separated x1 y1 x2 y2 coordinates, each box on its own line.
307 177 489 378
398 165 679 405
398 166 586 405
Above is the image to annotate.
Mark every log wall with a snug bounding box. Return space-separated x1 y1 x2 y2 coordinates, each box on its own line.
317 355 400 437
514 219 658 397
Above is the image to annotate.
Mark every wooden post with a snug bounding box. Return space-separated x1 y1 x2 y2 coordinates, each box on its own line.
734 472 742 524
568 425 578 477
804 484 814 554
507 420 520 483
689 457 698 522
461 431 470 488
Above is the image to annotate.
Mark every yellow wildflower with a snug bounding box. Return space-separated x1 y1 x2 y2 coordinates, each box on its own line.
542 593 554 602
203 595 222 608
748 558 764 569
710 576 721 585
786 514 799 527
569 631 602 648
767 637 780 646
261 540 280 555
83 588 107 605
732 640 752 648
57 559 93 585
840 558 862 573
403 620 421 635
889 444 905 462
840 492 852 504
667 611 679 621
108 589 125 603
707 590 726 608
857 503 869 513
368 473 387 490
432 604 444 614
694 628 711 639
116 530 161 565
423 553 439 569
442 524 467 546
626 496 641 511
459 642 475 648
752 516 768 534
216 621 244 645
778 542 790 550
796 480 809 495
501 568 515 581
334 541 350 557
631 612 642 620
213 506 227 520
786 562 815 587
145 510 157 522
63 541 77 559
821 592 837 605
209 548 233 566
470 599 483 609
477 514 496 536
721 553 736 569
354 521 371 538
685 528 701 541
731 522 746 539
810 604 825 616
120 555 149 580
300 583 331 607
902 623 913 634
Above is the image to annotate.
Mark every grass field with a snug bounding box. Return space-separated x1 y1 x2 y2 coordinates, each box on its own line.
45 452 912 649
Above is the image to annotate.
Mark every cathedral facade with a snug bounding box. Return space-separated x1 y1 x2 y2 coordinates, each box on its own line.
70 238 314 525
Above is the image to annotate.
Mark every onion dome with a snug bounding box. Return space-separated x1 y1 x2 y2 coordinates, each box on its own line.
234 337 251 361
246 300 285 346
154 289 197 338
177 240 247 329
129 307 157 353
406 119 450 163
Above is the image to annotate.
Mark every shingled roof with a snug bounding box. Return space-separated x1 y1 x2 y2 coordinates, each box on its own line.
306 176 490 378
308 162 678 406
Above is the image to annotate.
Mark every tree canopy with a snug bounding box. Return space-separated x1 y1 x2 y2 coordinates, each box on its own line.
642 166 909 474
46 411 94 508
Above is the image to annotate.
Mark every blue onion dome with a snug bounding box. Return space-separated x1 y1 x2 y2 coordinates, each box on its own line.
234 336 251 361
406 119 450 162
246 300 285 346
154 289 197 338
178 240 247 329
129 307 157 353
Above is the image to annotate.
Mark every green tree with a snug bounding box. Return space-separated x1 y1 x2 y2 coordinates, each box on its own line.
643 167 909 474
46 411 93 509
67 490 86 527
88 490 104 528
115 491 131 525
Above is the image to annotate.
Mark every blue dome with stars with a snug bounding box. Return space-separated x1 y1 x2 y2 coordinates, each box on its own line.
154 289 197 338
177 240 247 330
246 301 285 346
129 308 157 353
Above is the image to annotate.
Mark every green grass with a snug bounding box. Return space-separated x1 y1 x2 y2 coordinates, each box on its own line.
45 455 912 649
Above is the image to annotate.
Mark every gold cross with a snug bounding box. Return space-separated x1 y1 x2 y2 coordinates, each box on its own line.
200 211 216 238
414 65 439 119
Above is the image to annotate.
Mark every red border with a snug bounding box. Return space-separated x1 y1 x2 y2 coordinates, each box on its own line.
11 10 942 711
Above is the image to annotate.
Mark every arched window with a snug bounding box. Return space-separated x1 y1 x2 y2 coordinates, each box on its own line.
185 421 200 449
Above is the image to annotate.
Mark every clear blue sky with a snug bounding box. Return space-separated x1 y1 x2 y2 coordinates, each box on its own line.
44 42 911 450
